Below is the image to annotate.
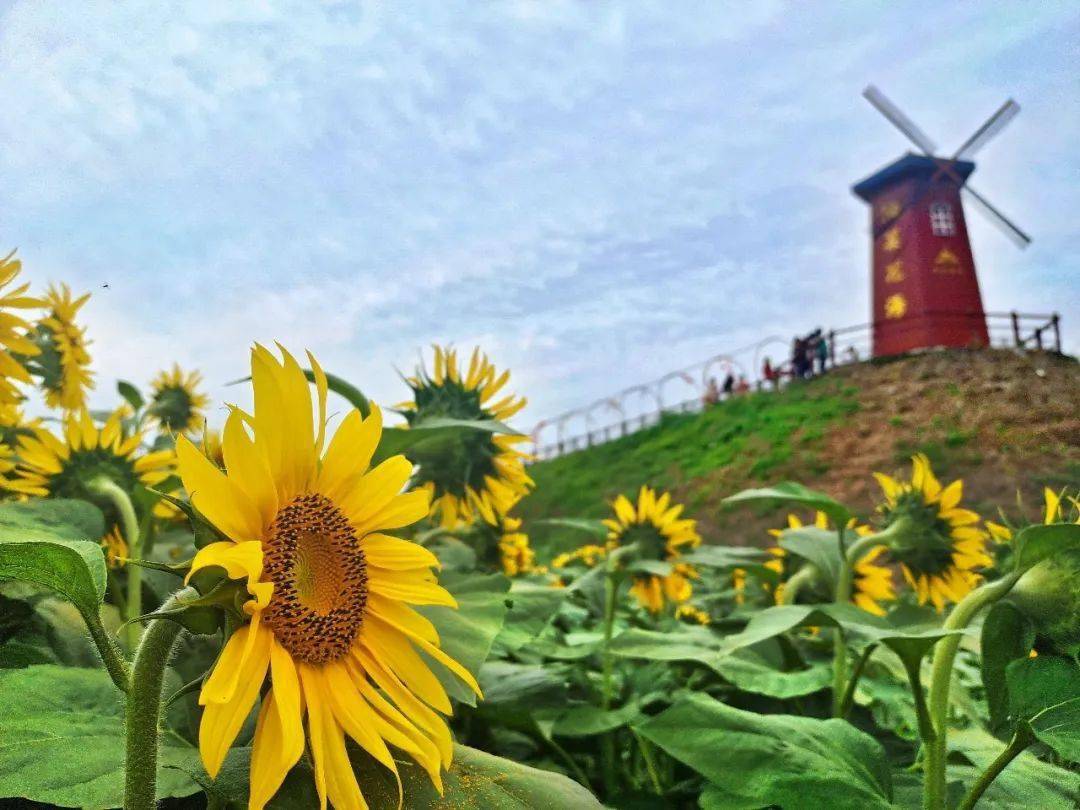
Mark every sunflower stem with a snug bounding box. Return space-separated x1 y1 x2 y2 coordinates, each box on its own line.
838 642 878 718
124 588 192 810
923 572 1021 810
89 477 143 650
955 725 1033 810
630 726 664 795
83 606 130 693
831 523 904 717
778 564 817 605
600 555 620 798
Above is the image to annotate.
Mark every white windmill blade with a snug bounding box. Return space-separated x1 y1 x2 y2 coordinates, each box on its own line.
953 99 1020 160
862 85 937 155
963 185 1032 248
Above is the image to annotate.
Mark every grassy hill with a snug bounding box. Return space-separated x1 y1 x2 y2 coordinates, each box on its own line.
520 349 1079 553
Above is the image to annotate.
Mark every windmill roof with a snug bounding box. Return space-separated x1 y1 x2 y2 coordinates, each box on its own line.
851 152 976 202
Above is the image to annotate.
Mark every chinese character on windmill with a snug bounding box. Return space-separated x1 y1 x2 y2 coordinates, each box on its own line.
851 86 1030 358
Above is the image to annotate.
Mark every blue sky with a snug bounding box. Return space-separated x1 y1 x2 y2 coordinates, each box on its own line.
1 2 1077 436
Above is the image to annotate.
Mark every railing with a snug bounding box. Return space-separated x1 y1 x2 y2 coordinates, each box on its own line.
531 310 1061 461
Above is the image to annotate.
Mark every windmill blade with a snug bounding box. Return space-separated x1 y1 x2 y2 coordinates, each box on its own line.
963 185 1031 248
953 99 1020 160
862 85 937 155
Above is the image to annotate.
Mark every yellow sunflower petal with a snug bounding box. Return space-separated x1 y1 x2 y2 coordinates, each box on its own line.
177 434 262 541
198 623 272 777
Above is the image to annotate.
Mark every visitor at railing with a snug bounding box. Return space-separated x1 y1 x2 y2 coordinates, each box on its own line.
703 376 720 406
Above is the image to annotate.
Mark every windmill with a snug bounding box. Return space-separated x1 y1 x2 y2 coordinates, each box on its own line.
851 86 1030 357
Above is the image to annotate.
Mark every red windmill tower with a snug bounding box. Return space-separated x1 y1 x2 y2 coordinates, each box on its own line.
852 86 1031 357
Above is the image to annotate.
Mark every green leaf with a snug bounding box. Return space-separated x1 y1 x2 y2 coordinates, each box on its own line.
305 369 371 417
0 665 201 808
777 525 845 590
530 517 610 539
1030 697 1080 763
552 701 644 738
635 693 892 809
1014 522 1080 570
495 580 567 652
0 499 107 619
116 379 144 411
360 742 604 808
373 418 516 466
981 601 1036 731
719 603 958 672
1006 655 1080 728
416 571 510 706
220 741 603 809
677 544 767 568
478 660 568 709
951 728 1080 806
609 628 830 699
625 558 672 577
713 649 833 699
723 482 852 529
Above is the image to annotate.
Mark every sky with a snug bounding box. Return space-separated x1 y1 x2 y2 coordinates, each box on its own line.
1 1 1077 442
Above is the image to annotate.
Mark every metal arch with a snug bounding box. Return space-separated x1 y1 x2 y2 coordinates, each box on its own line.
530 419 552 455
620 383 662 415
658 370 700 408
556 407 589 441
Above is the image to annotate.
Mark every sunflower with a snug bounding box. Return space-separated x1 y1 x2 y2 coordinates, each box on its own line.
149 364 210 434
986 487 1076 543
767 512 896 616
551 542 610 570
177 345 480 809
401 346 532 528
873 454 990 611
498 516 536 577
604 486 701 614
675 604 710 625
5 407 174 507
200 427 224 468
0 250 44 406
100 525 128 568
28 284 94 412
0 404 40 482
731 567 747 605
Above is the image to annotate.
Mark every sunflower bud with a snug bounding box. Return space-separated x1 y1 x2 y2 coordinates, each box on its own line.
1007 549 1080 658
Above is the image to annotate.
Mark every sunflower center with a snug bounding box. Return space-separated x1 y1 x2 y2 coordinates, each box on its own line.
262 493 368 664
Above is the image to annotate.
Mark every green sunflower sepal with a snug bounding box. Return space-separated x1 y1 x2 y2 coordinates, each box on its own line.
1007 546 1080 659
151 488 230 549
119 573 245 637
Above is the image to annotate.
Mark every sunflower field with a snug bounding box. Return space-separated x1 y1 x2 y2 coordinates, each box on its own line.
0 250 1078 810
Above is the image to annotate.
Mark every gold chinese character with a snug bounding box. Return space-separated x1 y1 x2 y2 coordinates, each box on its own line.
877 200 902 223
933 248 960 274
881 227 901 252
884 260 904 283
884 294 907 320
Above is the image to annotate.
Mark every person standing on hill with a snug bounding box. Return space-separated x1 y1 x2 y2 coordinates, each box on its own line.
763 357 779 390
722 372 735 398
815 331 829 374
791 337 805 379
703 376 720 406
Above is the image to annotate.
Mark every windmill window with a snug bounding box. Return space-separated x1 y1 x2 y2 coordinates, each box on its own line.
929 203 955 236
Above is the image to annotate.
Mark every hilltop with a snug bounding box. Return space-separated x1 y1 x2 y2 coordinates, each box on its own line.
520 349 1079 551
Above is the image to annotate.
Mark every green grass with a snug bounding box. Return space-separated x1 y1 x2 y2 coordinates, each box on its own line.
520 378 859 523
